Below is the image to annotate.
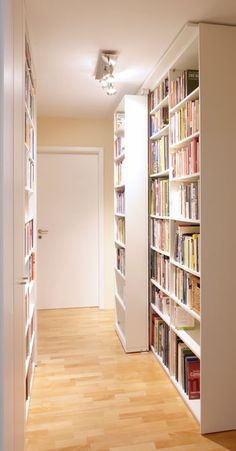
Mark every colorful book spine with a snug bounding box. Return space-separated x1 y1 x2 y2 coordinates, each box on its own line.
173 267 200 314
149 135 169 174
116 247 125 275
150 218 169 253
150 77 169 110
170 99 199 144
151 286 170 317
150 107 169 136
171 138 199 177
116 160 124 185
115 136 125 157
170 70 199 108
152 313 170 368
150 178 169 217
174 229 200 273
25 219 34 257
151 250 169 291
116 218 125 243
175 339 200 400
116 191 125 214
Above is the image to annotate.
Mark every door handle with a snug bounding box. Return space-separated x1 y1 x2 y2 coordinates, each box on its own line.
38 229 48 234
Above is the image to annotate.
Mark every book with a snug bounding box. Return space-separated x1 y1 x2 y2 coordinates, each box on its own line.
149 135 169 174
170 99 199 144
150 218 169 253
150 107 169 136
151 250 169 291
172 304 195 330
188 359 200 399
170 70 199 108
150 77 169 110
171 138 199 178
150 178 169 217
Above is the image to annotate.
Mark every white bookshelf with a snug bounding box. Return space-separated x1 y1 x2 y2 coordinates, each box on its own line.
143 22 236 433
24 32 37 418
114 95 148 352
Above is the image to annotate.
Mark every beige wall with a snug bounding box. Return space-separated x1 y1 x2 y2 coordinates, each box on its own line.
37 116 114 309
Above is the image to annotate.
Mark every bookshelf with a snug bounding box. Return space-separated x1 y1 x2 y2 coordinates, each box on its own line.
114 95 148 352
24 33 37 418
144 23 236 433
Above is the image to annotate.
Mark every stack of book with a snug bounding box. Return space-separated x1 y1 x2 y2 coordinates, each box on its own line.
116 191 125 214
152 313 170 368
170 70 199 108
171 138 199 178
116 218 125 243
116 248 125 275
150 179 169 217
149 136 169 174
115 136 125 157
151 250 169 290
170 100 199 144
173 337 200 400
150 77 169 110
174 225 200 272
150 218 169 253
173 267 200 314
150 107 169 136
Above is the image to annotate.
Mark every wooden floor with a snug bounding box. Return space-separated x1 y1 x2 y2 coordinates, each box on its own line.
26 308 236 451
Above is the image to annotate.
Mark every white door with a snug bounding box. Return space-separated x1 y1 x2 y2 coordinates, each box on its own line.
37 150 100 309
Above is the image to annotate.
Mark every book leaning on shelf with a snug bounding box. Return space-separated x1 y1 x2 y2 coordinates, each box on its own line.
174 225 200 273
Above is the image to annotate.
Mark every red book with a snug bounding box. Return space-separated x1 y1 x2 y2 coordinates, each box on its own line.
188 360 200 399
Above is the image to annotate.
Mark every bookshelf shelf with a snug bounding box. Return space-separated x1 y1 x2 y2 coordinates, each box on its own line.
150 124 169 141
150 214 170 220
171 324 200 359
170 131 200 149
151 345 170 376
170 293 200 322
114 239 126 249
170 376 201 422
170 259 200 277
170 217 200 224
151 302 170 326
150 169 170 178
150 278 170 297
170 173 200 182
169 87 200 115
114 96 148 353
115 292 126 311
150 95 169 114
150 245 170 257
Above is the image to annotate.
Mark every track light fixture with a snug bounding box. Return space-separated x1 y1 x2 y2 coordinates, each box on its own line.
95 51 118 96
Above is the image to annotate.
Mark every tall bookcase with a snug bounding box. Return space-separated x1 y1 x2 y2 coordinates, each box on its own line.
114 95 148 352
24 32 37 418
143 23 236 433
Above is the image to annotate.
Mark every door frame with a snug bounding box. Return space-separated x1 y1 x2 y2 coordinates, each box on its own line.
38 146 104 309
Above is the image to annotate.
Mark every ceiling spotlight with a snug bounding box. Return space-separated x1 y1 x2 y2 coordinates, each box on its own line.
95 50 118 95
106 83 117 96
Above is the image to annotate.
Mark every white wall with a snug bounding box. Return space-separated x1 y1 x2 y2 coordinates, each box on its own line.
37 117 114 309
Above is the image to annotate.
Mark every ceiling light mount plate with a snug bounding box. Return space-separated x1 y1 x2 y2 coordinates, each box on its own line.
95 50 118 80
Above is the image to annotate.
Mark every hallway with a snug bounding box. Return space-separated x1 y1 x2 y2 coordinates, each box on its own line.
26 309 236 451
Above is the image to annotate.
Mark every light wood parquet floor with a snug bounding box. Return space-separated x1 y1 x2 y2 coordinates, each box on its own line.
26 308 236 451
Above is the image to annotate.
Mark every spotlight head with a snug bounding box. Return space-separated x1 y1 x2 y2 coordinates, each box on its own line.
106 83 117 96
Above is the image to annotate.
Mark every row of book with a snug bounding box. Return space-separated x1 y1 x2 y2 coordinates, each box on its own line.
116 248 125 276
25 155 35 191
150 77 169 111
172 181 200 221
171 138 199 178
170 100 199 144
152 314 170 368
25 219 34 257
150 107 169 136
116 191 125 215
150 179 169 217
151 251 169 291
149 135 169 174
170 70 199 108
174 225 200 273
150 218 169 253
25 115 35 160
173 267 200 314
116 218 125 244
172 336 200 400
151 286 170 317
115 160 124 185
115 136 125 158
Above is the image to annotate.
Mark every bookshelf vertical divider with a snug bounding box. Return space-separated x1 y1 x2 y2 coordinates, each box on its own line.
114 95 148 352
143 22 236 434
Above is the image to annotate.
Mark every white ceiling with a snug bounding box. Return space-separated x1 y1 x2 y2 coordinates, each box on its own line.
26 0 236 119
